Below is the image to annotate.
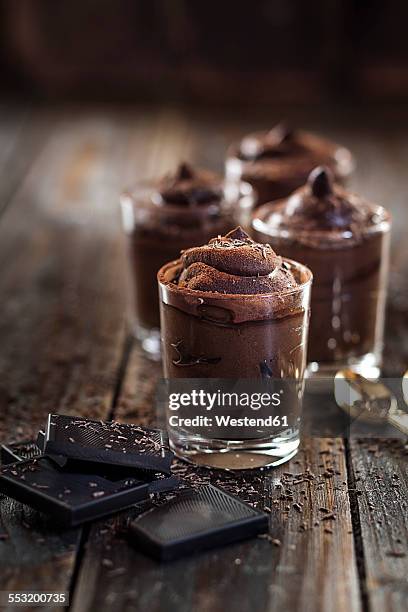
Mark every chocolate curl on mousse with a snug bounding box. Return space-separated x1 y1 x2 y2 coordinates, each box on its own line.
284 166 366 231
179 227 297 294
158 162 223 206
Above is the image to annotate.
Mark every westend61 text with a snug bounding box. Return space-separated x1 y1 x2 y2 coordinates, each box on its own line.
168 415 289 428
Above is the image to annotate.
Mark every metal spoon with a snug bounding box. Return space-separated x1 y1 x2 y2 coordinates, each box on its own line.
403 370 408 406
334 369 408 435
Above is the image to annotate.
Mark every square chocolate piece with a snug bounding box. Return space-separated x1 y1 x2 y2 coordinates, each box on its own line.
129 484 269 561
43 415 173 474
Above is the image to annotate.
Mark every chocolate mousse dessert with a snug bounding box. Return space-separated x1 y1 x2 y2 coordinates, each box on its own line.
120 163 254 357
158 227 311 378
226 123 354 206
252 167 391 375
158 227 312 468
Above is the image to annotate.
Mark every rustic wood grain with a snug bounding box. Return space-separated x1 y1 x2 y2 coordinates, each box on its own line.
71 430 360 612
69 108 408 612
0 107 194 607
0 105 49 219
1 104 408 612
0 110 128 439
114 340 162 427
0 108 137 607
75 341 361 612
347 440 408 612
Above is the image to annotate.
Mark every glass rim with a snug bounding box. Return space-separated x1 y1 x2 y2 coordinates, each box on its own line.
120 177 255 210
157 256 313 301
226 131 355 175
252 202 391 242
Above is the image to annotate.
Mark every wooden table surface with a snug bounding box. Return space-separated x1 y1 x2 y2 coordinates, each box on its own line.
0 103 407 612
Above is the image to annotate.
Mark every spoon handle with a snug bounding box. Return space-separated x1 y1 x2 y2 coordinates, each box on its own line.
387 411 408 436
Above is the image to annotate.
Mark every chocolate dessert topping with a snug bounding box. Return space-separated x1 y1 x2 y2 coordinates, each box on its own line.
178 227 297 294
240 123 305 161
175 162 194 181
309 165 333 198
158 163 223 206
282 165 369 232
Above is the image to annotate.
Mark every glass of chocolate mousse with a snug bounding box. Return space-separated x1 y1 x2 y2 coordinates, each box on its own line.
158 227 312 469
252 167 391 378
226 123 354 207
120 163 254 359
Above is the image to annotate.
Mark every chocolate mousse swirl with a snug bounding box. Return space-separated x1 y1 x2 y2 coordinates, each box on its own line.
158 162 223 206
283 166 367 232
178 227 297 294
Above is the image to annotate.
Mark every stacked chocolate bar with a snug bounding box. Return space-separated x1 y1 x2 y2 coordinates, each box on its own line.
0 414 177 527
0 414 268 561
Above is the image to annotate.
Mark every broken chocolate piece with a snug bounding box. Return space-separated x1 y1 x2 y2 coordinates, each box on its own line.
0 457 179 527
44 415 173 474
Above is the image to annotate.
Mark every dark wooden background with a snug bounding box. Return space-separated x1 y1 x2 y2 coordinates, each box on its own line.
2 1 408 104
0 102 407 612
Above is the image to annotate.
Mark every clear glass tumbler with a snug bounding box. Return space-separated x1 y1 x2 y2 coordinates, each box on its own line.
158 258 312 469
226 126 354 207
253 203 391 379
120 180 254 359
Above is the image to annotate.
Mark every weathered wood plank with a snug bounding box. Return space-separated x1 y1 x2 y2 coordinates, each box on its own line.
0 109 136 606
72 418 360 612
348 440 408 612
75 340 360 612
0 105 51 219
0 111 127 440
266 439 360 612
0 498 81 599
71 112 407 612
2 104 408 612
114 341 162 427
0 107 195 608
343 118 408 612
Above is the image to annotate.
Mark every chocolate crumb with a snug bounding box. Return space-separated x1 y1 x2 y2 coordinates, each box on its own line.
321 513 337 521
386 550 406 558
258 534 282 547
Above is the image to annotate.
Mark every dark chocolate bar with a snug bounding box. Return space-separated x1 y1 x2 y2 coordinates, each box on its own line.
37 430 68 467
0 457 179 527
1 433 66 468
36 430 45 451
43 415 173 474
128 484 269 561
1 440 42 465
